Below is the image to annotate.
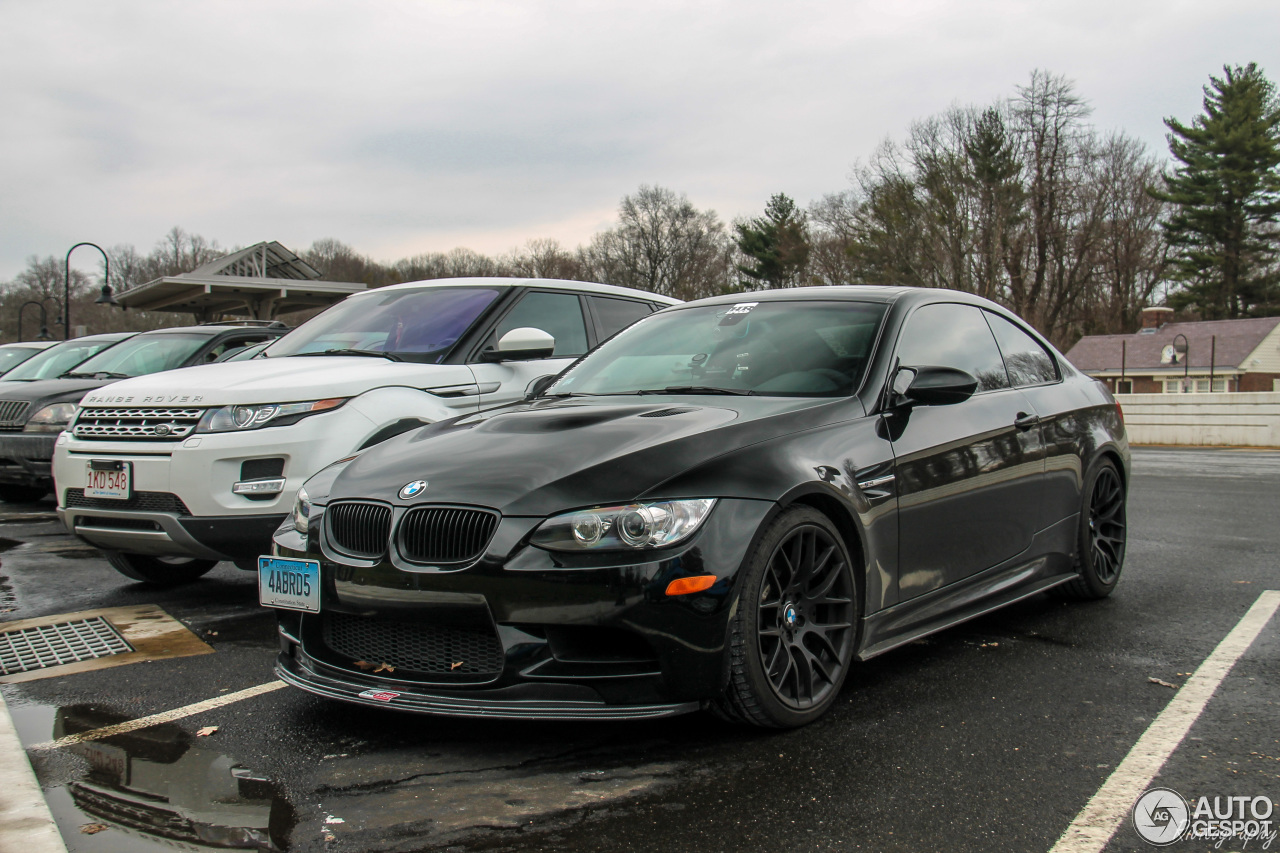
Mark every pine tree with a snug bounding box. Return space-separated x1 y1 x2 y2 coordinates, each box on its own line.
1153 63 1280 318
734 194 811 289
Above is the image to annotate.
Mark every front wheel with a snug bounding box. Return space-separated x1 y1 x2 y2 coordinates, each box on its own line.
1054 457 1127 600
104 551 218 586
714 506 858 728
0 484 48 503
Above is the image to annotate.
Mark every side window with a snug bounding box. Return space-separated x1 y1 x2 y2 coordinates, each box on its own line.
894 303 1010 392
984 312 1059 386
590 296 655 341
492 291 589 357
203 334 268 363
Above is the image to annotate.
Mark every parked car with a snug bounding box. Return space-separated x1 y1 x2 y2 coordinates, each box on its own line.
54 278 677 583
0 341 57 377
3 324 284 504
1 333 136 385
263 286 1129 728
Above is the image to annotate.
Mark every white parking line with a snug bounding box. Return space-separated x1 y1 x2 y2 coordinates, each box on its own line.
0 690 67 853
30 680 287 751
1049 589 1280 853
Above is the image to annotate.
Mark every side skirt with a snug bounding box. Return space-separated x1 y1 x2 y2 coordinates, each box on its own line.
857 514 1077 661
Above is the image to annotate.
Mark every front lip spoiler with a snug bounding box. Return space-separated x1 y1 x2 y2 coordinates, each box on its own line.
276 650 698 721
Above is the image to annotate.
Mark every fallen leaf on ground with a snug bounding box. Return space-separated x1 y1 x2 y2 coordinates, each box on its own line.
373 663 395 673
196 726 219 736
450 661 464 670
325 815 346 824
81 824 110 834
1148 677 1178 689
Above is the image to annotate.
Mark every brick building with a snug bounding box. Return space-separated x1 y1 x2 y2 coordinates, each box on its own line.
1065 308 1280 394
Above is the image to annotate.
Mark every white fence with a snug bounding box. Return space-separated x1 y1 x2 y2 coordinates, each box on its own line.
1117 392 1280 447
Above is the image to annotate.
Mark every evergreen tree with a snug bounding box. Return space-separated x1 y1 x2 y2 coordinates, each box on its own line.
1153 63 1280 318
734 193 811 288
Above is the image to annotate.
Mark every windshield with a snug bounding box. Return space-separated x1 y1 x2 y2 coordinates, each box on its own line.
0 346 46 375
69 333 209 378
265 286 502 363
547 300 887 397
3 338 127 381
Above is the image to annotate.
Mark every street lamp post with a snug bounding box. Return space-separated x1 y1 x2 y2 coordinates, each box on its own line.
1172 333 1190 391
64 242 111 340
18 301 51 341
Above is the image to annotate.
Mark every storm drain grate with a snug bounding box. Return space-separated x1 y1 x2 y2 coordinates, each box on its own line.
0 617 134 675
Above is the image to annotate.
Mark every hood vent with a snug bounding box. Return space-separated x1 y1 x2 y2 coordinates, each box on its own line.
639 407 700 418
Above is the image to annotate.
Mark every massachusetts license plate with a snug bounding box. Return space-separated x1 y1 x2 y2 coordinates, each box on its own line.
258 556 320 613
85 461 131 499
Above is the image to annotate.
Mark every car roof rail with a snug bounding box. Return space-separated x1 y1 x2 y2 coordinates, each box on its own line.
197 319 291 329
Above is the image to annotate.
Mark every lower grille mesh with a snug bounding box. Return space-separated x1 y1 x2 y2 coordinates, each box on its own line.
322 612 504 676
64 489 191 515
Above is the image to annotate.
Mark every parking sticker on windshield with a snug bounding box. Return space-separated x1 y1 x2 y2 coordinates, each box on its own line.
719 302 758 326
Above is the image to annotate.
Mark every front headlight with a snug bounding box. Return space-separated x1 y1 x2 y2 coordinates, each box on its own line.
531 499 716 552
197 398 346 433
23 402 79 433
291 486 313 535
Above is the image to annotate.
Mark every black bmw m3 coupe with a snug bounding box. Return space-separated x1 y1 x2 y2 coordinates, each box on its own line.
263 286 1129 728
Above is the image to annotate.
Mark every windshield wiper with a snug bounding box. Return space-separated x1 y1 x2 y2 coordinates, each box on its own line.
289 349 402 362
637 386 754 396
62 371 130 379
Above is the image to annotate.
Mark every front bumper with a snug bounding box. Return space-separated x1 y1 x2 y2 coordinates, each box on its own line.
0 432 57 487
269 498 775 718
59 505 287 561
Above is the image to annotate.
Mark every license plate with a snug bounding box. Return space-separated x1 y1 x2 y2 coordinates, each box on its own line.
258 556 320 613
85 461 131 499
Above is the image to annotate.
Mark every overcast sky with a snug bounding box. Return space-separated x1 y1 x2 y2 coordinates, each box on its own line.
2 0 1276 283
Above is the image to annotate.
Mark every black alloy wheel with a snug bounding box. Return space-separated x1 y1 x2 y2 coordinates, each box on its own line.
104 550 218 586
1055 457 1127 600
716 506 857 728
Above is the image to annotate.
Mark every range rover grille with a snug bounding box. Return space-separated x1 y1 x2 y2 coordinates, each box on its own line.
72 407 205 441
322 612 504 675
326 501 392 559
398 506 498 565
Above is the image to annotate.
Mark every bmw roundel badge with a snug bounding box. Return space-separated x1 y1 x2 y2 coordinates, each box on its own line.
399 480 428 500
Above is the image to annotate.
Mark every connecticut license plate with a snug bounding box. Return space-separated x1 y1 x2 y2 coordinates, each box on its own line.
258 556 320 613
85 460 131 499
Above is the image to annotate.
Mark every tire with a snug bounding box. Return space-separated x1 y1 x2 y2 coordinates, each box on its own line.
714 506 858 728
104 550 218 586
0 484 48 503
1053 457 1127 600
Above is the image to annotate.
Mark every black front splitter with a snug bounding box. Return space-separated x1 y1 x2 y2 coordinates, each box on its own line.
276 649 699 721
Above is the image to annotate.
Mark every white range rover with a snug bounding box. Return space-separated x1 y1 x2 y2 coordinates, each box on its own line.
54 277 677 584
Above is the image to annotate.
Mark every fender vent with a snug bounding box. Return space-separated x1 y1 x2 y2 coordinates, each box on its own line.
639 407 699 418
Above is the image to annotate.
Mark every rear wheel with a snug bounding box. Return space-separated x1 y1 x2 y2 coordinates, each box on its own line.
104 550 217 586
715 506 858 728
0 484 48 503
1054 458 1127 600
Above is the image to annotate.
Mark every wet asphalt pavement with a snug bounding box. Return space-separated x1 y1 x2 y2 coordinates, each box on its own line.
1 446 1277 852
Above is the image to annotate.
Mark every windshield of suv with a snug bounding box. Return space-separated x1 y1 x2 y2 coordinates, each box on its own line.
546 300 887 397
67 333 209 378
3 337 128 381
264 286 502 363
0 345 47 375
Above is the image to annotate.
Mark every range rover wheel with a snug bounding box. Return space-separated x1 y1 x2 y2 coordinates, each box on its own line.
0 484 48 503
715 506 858 728
104 550 217 586
1053 457 1127 601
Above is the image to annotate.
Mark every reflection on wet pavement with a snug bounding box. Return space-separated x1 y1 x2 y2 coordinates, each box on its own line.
50 705 294 851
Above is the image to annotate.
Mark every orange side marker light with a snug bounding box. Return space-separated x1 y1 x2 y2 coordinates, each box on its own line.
665 575 717 596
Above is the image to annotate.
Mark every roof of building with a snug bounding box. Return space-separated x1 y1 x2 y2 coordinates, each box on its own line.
1065 316 1280 372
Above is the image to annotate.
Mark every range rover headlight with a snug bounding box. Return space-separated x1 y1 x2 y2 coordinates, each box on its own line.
23 402 79 433
197 398 346 433
291 486 313 535
531 499 716 552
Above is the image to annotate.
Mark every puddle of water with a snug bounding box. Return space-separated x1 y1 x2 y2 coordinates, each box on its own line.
34 704 296 851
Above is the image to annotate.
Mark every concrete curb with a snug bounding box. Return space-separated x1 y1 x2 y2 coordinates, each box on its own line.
0 689 67 853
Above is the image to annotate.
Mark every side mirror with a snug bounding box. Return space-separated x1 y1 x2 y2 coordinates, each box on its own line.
524 375 557 400
895 365 978 406
483 327 556 362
